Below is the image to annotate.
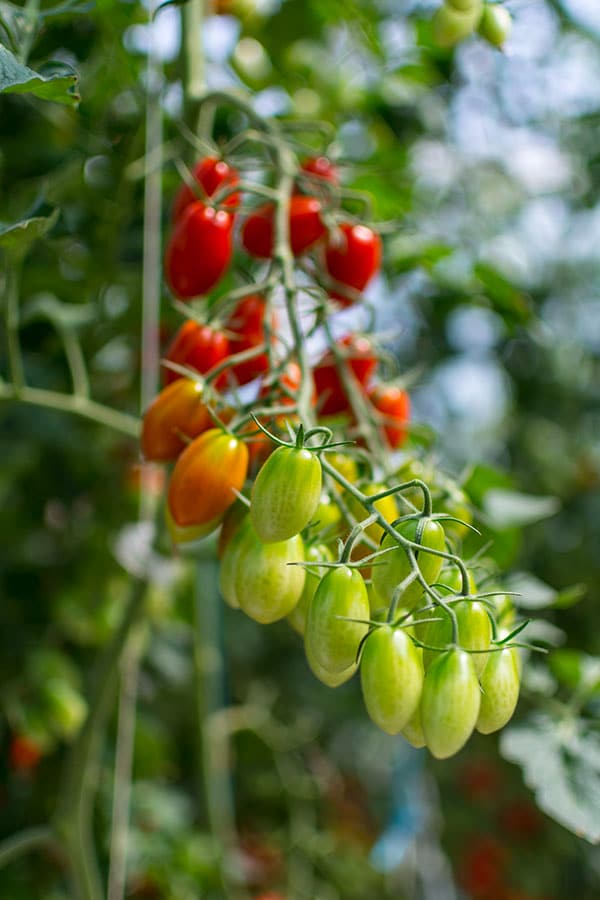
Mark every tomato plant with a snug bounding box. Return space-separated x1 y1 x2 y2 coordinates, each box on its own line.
250 445 322 542
141 378 212 461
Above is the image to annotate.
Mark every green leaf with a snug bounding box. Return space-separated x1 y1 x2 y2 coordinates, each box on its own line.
0 42 79 106
554 583 587 609
462 463 513 507
473 262 532 324
0 209 59 256
0 1 34 53
550 650 600 694
501 714 600 844
482 488 560 529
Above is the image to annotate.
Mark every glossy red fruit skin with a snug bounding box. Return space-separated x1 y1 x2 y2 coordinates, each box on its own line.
368 384 411 448
313 335 378 416
301 156 339 185
165 202 233 300
172 157 240 222
163 320 230 388
241 196 326 259
226 295 275 386
325 222 382 306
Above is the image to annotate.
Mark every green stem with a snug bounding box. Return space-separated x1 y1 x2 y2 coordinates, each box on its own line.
61 327 90 398
4 260 25 392
182 0 205 128
0 826 56 870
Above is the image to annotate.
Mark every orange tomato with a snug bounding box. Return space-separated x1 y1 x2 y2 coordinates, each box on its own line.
141 378 213 462
168 428 249 527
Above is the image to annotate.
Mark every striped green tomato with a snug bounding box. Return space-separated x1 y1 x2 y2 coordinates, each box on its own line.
305 566 369 673
421 648 481 759
251 446 322 542
360 626 423 734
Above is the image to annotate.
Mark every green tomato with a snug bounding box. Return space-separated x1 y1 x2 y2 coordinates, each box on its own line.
371 518 446 611
432 1 483 48
235 523 306 624
422 600 492 677
440 566 477 595
447 0 481 10
288 543 334 636
478 3 512 47
438 487 473 542
314 491 342 532
251 446 322 542
476 647 520 734
421 648 481 759
218 515 252 609
43 680 88 740
402 705 426 749
360 626 423 735
305 566 369 673
305 640 357 687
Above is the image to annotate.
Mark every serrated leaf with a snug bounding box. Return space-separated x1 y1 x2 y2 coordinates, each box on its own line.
0 43 79 106
0 209 59 255
501 714 600 844
22 293 96 330
482 489 560 529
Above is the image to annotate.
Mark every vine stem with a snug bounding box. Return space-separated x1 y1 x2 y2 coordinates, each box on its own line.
4 260 25 391
0 826 56 869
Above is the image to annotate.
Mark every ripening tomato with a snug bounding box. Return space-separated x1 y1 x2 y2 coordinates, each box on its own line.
305 566 369 673
478 3 511 47
226 295 275 386
432 2 483 48
163 320 230 387
168 428 248 527
251 447 322 542
172 157 240 222
217 499 248 559
235 524 306 623
421 648 481 759
10 734 43 772
457 835 507 899
346 483 398 545
476 647 520 734
313 335 378 416
305 637 357 687
371 517 446 610
360 626 423 734
166 503 223 546
368 384 411 449
300 156 339 185
241 196 326 259
324 223 382 306
141 379 212 462
421 600 492 677
165 202 233 300
288 543 334 635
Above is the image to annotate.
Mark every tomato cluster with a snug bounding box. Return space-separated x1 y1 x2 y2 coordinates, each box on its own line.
432 0 512 49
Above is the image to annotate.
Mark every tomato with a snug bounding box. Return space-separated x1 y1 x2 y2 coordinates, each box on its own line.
476 647 520 735
10 734 43 772
305 638 357 687
141 379 211 462
300 156 339 185
324 223 382 306
327 451 360 487
371 517 446 610
217 499 248 558
172 156 240 222
251 446 322 542
457 835 507 899
241 196 326 259
288 543 334 635
166 503 223 546
432 2 483 48
421 648 481 759
478 4 512 47
440 566 477 595
346 483 398 545
226 295 275 386
360 625 423 734
421 599 492 677
168 428 248 527
447 0 480 10
438 486 473 541
313 492 342 532
165 202 233 300
163 320 230 387
314 335 378 416
305 566 369 673
235 524 306 623
43 680 88 739
368 384 411 449
402 706 426 749
259 361 316 409
219 515 252 609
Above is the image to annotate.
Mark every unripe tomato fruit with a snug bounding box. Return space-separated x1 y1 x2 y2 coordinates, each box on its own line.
360 625 423 734
288 543 334 635
324 223 382 306
432 2 483 48
368 384 411 449
301 156 339 185
235 525 306 624
313 492 342 532
476 647 520 734
251 447 322 543
168 429 248 527
226 294 275 386
217 499 248 558
219 516 252 609
166 504 223 546
165 202 233 299
241 196 326 259
446 0 480 10
141 378 211 462
371 517 446 610
441 566 477 595
163 320 230 387
421 648 481 759
313 335 378 416
421 600 492 677
402 706 426 748
305 566 369 673
478 3 512 47
305 639 357 687
346 483 398 545
172 156 240 222
43 680 88 739
438 487 473 541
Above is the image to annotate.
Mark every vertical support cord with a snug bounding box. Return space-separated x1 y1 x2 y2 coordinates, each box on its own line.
182 0 205 129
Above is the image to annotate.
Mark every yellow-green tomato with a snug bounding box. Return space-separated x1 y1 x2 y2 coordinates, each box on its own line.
438 488 473 542
441 566 477 595
218 516 252 609
235 524 306 624
251 446 322 543
476 647 520 734
432 1 483 48
360 626 423 735
288 543 334 636
305 566 369 673
478 3 512 47
447 0 481 10
421 648 481 759
371 518 446 611
422 600 492 677
402 705 426 749
314 492 342 532
305 640 357 687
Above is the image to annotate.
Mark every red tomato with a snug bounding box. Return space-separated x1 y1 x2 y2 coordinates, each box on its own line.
314 335 378 416
168 428 249 527
368 383 410 448
259 361 316 407
10 735 43 773
163 320 230 387
241 196 325 259
499 800 544 840
325 222 382 306
226 295 275 386
141 379 212 462
301 156 339 185
165 202 233 300
172 157 240 222
458 836 508 899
